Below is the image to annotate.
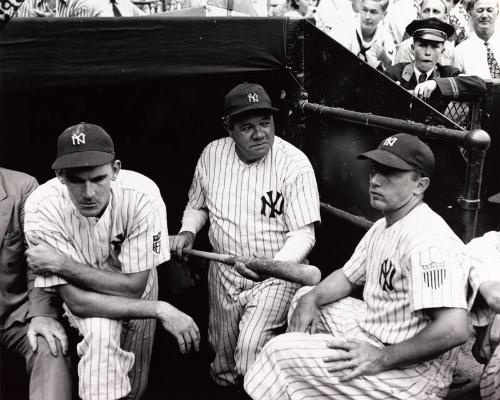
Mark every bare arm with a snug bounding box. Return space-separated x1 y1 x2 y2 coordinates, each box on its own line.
58 284 200 354
325 307 469 381
26 241 149 298
288 269 355 332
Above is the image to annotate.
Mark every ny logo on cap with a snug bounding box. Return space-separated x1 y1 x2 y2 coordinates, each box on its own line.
71 132 86 146
383 137 398 147
248 93 259 103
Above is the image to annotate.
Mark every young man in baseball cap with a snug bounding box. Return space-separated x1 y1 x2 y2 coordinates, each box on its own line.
24 123 200 400
245 133 469 400
171 83 321 391
385 18 485 112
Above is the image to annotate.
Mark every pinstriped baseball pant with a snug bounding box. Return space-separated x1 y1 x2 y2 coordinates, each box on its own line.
479 333 500 399
64 276 158 400
208 261 300 386
244 287 457 400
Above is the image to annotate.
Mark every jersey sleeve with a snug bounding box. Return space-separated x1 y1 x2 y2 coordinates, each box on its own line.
408 242 468 312
24 196 80 288
119 194 169 273
283 168 321 232
342 229 370 286
464 232 500 326
181 152 209 233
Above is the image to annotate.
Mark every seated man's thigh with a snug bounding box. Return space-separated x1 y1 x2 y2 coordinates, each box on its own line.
245 332 443 400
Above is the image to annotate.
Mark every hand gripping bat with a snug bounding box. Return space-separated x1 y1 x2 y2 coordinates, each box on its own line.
179 247 321 286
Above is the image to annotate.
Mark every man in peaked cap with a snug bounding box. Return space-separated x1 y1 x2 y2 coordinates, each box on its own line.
170 83 321 390
24 123 200 400
245 133 470 400
385 17 486 112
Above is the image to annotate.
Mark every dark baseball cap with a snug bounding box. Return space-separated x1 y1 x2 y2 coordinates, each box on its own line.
223 83 278 118
357 133 435 177
406 18 455 42
51 123 115 170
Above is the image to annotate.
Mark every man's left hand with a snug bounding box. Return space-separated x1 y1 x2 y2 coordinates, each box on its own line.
27 316 68 357
414 80 438 101
324 338 384 381
26 240 66 276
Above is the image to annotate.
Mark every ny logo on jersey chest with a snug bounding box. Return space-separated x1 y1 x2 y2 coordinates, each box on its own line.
379 258 396 292
261 191 284 218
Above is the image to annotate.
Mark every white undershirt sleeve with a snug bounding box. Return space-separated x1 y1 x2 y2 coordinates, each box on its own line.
273 223 316 263
180 207 209 235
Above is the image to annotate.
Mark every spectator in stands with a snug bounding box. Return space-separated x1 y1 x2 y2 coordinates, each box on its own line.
449 0 472 45
330 0 395 70
384 0 421 46
93 0 145 16
385 18 486 111
395 0 455 65
453 0 500 79
15 0 98 16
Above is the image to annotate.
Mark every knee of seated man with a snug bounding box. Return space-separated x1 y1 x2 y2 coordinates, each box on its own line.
25 336 68 371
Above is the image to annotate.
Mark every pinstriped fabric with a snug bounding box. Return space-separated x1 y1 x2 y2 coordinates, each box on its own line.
480 344 500 400
245 291 459 400
343 203 467 345
183 136 320 385
464 232 500 400
15 0 98 17
245 204 467 400
245 332 448 400
24 170 169 400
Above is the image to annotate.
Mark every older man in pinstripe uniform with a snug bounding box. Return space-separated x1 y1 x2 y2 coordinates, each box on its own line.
24 123 199 400
170 83 321 389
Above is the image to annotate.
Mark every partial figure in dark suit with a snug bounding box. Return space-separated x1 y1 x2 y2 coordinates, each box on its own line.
385 17 487 112
0 167 72 400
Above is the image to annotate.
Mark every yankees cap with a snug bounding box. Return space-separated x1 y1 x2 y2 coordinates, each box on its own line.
52 123 115 170
223 83 278 118
357 133 435 177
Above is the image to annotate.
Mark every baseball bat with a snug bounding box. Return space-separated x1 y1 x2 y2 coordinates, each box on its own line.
180 247 321 286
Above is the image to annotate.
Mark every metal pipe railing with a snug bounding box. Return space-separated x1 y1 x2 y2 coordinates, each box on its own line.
299 101 491 210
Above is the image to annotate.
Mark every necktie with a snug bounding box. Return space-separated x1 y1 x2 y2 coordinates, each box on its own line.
356 31 371 62
418 73 427 84
485 41 500 79
110 0 121 16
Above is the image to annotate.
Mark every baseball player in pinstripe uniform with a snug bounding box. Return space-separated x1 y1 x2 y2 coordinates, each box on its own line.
24 123 200 400
463 190 500 400
245 133 470 400
170 83 321 388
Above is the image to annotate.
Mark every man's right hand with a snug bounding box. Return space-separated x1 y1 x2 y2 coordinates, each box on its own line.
287 292 319 334
170 231 195 261
157 302 200 354
27 316 68 357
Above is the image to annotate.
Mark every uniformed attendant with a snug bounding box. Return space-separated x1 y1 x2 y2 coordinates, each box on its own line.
385 17 486 112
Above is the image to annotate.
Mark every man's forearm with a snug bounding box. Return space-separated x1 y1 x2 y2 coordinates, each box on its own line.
273 224 315 263
180 207 208 235
377 308 469 371
58 284 160 319
309 269 354 306
52 257 149 298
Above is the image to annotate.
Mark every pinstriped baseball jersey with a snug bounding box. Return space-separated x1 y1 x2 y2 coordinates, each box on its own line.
463 232 500 400
184 135 320 259
25 169 169 293
343 203 467 345
182 135 320 385
24 169 169 400
244 204 469 400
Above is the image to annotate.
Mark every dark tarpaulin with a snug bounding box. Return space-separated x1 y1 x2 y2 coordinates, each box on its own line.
0 17 287 90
